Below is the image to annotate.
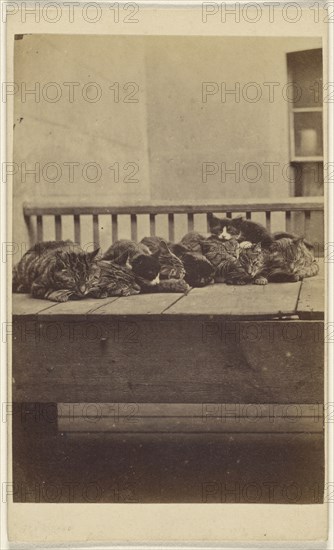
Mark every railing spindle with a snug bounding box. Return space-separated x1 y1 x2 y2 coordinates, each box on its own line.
265 211 271 232
206 213 212 233
149 214 156 236
24 214 34 247
131 214 138 241
246 212 251 220
36 216 43 242
112 215 118 243
74 215 80 244
168 213 175 242
226 212 232 218
285 211 292 233
187 213 194 232
55 215 62 241
93 214 99 250
304 210 311 238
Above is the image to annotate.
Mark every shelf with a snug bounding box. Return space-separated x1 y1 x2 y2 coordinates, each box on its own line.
291 157 324 163
292 107 323 113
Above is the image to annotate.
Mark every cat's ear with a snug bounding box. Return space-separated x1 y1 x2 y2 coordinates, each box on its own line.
55 250 67 265
208 215 222 230
159 240 172 254
231 216 243 227
172 243 188 258
117 250 133 269
292 237 304 246
125 254 132 270
87 248 100 262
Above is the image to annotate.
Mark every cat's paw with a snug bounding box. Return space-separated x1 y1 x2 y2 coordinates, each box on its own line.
239 241 253 249
226 279 247 285
254 276 268 285
122 288 140 296
47 290 72 302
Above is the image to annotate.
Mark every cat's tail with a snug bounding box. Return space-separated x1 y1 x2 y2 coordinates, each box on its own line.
299 261 319 279
267 270 299 283
12 264 27 293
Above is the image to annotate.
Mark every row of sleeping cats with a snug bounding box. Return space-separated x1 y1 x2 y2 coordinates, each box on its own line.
12 215 319 302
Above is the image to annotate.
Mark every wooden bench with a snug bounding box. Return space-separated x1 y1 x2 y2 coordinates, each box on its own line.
13 198 325 437
23 197 324 250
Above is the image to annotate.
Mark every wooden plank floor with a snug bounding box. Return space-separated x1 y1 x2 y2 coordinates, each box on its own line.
12 262 325 319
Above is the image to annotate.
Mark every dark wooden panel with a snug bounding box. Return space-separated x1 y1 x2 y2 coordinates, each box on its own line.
57 402 322 418
297 278 324 320
12 319 324 403
58 415 323 434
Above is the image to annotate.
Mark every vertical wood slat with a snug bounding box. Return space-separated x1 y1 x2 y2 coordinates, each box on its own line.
55 215 62 241
285 211 292 233
112 215 118 243
93 214 99 250
206 213 212 233
36 216 43 242
265 211 271 232
131 214 138 241
24 215 34 247
168 213 175 242
73 215 81 244
246 212 251 220
187 213 194 232
149 214 156 237
304 210 311 238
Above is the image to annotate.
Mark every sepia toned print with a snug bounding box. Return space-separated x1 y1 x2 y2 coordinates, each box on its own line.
4 2 331 546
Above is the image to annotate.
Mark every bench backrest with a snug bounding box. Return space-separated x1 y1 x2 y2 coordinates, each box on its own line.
23 197 324 254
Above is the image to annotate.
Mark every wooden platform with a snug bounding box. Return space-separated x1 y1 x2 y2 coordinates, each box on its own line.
12 263 324 321
12 264 324 413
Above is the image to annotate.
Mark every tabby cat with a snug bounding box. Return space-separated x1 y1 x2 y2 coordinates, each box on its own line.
208 237 319 285
103 240 160 286
140 278 190 294
140 236 186 280
12 240 100 302
266 237 319 281
171 233 215 288
209 215 274 248
87 260 141 298
204 239 268 285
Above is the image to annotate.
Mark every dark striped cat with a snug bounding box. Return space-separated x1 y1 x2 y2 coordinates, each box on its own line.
267 237 319 281
205 237 319 285
140 236 186 280
103 240 160 286
171 232 215 288
204 240 268 285
87 260 141 298
12 240 100 301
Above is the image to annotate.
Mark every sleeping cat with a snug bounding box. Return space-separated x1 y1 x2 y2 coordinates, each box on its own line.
140 236 185 280
12 240 101 302
103 239 160 286
267 237 319 281
87 260 141 298
209 215 274 248
205 240 268 285
171 234 215 288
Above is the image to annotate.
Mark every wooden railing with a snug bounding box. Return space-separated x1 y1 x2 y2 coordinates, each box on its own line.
23 197 324 249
